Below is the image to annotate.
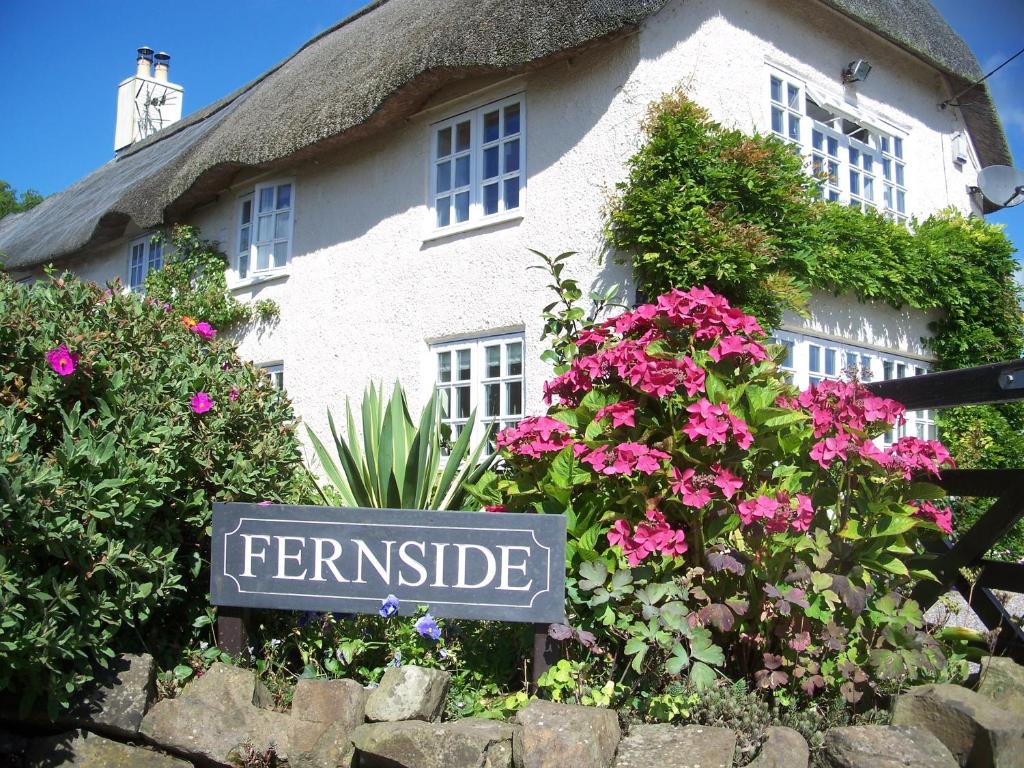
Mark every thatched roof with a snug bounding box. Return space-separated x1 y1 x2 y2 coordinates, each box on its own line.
0 0 1010 270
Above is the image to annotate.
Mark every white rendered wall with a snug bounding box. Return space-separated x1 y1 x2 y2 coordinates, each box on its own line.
46 0 985 459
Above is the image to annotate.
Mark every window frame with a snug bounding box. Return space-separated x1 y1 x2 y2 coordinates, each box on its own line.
236 179 295 278
430 331 526 450
259 362 285 392
126 234 163 292
428 94 526 237
768 68 908 222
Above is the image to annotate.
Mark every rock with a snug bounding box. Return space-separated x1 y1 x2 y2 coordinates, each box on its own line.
290 678 369 767
822 726 958 768
64 653 156 738
25 728 191 767
891 683 1024 767
364 666 450 722
613 724 735 768
352 719 515 768
749 726 808 768
140 662 293 767
515 701 619 768
977 656 1024 713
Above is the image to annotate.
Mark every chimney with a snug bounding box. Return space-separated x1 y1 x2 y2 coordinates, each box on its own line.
136 46 154 78
114 46 185 152
153 52 170 83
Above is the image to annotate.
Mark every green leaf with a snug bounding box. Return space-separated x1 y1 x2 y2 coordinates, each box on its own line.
173 665 194 681
689 661 717 690
907 482 946 500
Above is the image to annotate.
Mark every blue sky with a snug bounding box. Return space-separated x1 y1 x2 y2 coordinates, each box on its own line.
0 1 1021 256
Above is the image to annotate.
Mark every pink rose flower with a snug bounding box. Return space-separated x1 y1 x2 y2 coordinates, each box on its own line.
190 392 214 414
46 344 78 377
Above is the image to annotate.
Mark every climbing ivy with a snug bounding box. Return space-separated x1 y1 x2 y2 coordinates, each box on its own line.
607 90 1024 557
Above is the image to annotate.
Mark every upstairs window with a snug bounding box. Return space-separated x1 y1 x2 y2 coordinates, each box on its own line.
128 235 163 292
237 181 293 278
432 332 525 451
769 71 907 222
430 95 525 231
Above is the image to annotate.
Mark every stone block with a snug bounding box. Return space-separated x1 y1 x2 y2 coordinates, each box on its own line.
977 656 1024 714
25 728 191 767
613 723 736 768
515 701 619 768
353 718 515 768
749 726 808 768
290 678 369 767
822 726 958 768
364 666 450 722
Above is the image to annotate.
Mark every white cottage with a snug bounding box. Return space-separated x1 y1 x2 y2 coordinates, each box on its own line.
0 0 1012 451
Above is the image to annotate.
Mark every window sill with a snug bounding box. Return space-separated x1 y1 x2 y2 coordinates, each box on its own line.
422 212 523 244
229 271 290 294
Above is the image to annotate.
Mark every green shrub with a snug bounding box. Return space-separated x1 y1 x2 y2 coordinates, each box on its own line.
0 272 310 714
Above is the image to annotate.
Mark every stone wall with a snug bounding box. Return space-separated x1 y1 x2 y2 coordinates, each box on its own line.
3 656 1023 767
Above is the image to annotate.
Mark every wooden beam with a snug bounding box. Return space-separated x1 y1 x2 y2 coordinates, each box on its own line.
930 469 1024 498
976 559 1024 592
864 358 1024 410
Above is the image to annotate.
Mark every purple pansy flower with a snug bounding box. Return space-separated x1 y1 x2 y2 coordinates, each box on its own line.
378 594 399 618
414 614 441 640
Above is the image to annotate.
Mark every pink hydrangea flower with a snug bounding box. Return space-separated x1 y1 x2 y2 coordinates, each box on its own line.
887 437 954 480
46 344 78 377
671 467 713 508
682 399 752 449
911 500 953 534
712 464 744 499
607 510 687 565
191 322 217 340
496 417 573 458
190 392 214 414
594 400 637 429
708 335 769 364
809 433 852 469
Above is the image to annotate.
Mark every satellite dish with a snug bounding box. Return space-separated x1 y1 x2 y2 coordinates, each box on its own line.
977 165 1024 210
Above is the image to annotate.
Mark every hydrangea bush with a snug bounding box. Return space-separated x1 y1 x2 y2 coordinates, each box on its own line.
488 284 957 704
0 272 310 713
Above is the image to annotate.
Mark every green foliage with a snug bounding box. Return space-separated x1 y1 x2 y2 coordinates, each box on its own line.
607 90 1024 559
606 91 818 327
144 225 278 330
0 179 43 220
0 272 311 715
307 381 495 510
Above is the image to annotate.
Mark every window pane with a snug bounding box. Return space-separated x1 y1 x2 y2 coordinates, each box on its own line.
883 360 894 380
259 187 274 213
276 184 291 210
436 127 451 157
485 345 500 377
436 196 451 227
863 176 874 200
850 171 860 195
506 381 523 415
895 163 905 186
896 363 906 378
238 243 249 279
256 243 272 271
273 241 288 268
239 224 251 253
257 214 273 242
808 345 821 372
504 103 520 136
504 178 520 210
484 111 500 142
456 386 471 419
846 352 857 369
485 383 500 417
504 139 520 173
149 242 163 270
849 147 859 165
862 155 873 173
438 387 451 417
457 349 471 380
274 211 290 239
771 107 783 134
824 348 836 376
880 136 890 153
437 351 452 383
454 191 470 222
456 120 471 152
241 199 252 225
882 158 892 179
893 137 903 158
483 146 499 179
483 183 499 215
507 342 523 375
788 113 799 141
436 161 451 193
787 84 800 110
896 189 906 213
827 136 838 156
455 156 471 188
770 76 782 103
812 130 823 150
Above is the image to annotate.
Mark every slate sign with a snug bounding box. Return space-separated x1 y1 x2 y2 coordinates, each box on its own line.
211 502 566 623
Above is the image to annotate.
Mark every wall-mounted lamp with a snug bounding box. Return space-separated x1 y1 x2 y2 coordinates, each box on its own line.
842 59 872 84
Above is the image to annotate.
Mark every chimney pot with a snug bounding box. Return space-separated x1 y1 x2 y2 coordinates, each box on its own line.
153 51 170 83
136 46 154 78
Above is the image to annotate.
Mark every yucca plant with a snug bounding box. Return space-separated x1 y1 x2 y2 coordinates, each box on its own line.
307 381 495 510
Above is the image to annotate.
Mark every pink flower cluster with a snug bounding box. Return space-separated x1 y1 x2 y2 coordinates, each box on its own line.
737 493 814 534
671 464 744 508
607 509 688 566
885 437 954 480
594 400 637 429
682 398 753 449
910 500 953 534
578 442 670 476
46 344 78 377
495 417 574 458
191 322 217 340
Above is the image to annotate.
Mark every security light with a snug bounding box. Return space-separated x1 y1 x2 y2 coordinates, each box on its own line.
842 59 872 84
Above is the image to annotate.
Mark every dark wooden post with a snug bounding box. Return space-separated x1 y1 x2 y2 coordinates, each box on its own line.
530 622 560 689
216 606 251 657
